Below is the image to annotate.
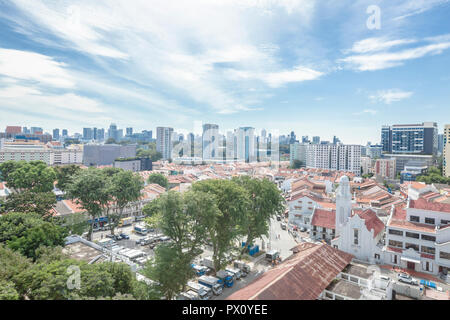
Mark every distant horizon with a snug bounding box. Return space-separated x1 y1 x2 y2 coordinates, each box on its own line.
1 1 450 145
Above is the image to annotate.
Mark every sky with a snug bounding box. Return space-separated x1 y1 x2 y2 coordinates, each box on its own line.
0 0 450 144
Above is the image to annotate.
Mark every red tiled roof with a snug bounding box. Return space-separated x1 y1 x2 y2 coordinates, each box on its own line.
311 208 335 230
409 198 450 214
226 243 353 300
354 208 385 238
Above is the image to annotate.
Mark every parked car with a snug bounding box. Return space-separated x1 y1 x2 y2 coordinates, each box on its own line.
300 227 306 232
280 223 287 230
120 233 130 240
397 273 418 285
276 215 281 221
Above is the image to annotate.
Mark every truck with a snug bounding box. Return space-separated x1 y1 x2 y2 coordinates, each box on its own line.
177 290 200 300
233 260 251 276
216 270 234 288
134 224 149 235
191 264 209 276
118 217 134 227
225 267 241 280
186 281 212 300
265 250 280 262
198 275 223 296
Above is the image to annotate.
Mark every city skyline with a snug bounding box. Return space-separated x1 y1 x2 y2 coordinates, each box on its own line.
0 1 450 144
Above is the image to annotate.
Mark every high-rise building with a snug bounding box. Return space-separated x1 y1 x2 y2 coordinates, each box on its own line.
83 128 93 140
31 127 43 134
126 127 133 136
93 128 98 140
108 123 118 141
290 143 307 167
289 131 297 144
62 129 68 137
438 134 444 156
202 124 219 160
5 126 22 135
306 144 361 175
444 124 450 177
156 127 174 160
237 127 255 163
53 129 60 140
97 128 105 141
312 136 320 144
22 127 30 134
301 136 309 144
381 122 438 155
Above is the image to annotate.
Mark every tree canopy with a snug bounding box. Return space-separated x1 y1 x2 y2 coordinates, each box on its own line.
147 173 168 189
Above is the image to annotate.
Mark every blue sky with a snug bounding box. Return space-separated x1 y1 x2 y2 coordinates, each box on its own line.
0 0 450 144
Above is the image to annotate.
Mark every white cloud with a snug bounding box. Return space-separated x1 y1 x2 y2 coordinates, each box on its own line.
347 37 417 54
264 66 324 88
0 48 75 88
369 89 413 104
341 38 450 71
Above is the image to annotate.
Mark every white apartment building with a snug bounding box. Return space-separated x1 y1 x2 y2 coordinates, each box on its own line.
156 127 174 160
444 124 450 177
383 196 450 282
306 144 362 176
361 157 373 176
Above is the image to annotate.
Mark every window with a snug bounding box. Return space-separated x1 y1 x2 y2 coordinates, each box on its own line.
410 216 420 222
353 229 359 245
374 254 380 260
389 229 403 236
405 243 419 252
423 261 433 272
440 252 450 260
421 246 435 255
389 240 403 248
405 232 419 239
425 217 435 225
421 234 436 242
392 254 398 264
441 220 450 226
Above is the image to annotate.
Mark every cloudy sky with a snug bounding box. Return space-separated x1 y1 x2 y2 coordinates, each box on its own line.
0 0 450 144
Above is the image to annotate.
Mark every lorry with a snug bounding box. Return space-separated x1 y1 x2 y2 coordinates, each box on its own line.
265 250 280 262
233 260 251 276
216 270 234 288
191 264 209 276
186 281 212 300
177 290 200 300
225 267 242 280
118 217 134 227
134 224 149 235
198 275 223 295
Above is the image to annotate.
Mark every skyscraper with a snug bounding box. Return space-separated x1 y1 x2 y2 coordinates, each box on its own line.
237 127 255 163
53 129 60 140
202 123 219 160
312 136 320 144
381 122 438 155
62 129 68 137
108 123 118 141
126 127 133 136
83 128 93 140
156 127 174 160
97 128 105 141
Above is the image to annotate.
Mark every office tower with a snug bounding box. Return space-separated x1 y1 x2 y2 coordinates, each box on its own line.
108 123 118 141
93 127 98 140
290 143 307 167
237 127 255 163
62 129 68 137
178 133 184 142
444 125 450 177
156 127 174 160
381 122 438 155
53 129 60 140
83 144 137 166
126 127 133 136
97 128 105 141
83 128 93 140
22 127 30 134
289 131 297 144
312 136 320 144
202 123 219 160
261 129 267 142
31 127 43 134
438 134 444 155
117 129 123 141
301 136 309 144
333 136 341 144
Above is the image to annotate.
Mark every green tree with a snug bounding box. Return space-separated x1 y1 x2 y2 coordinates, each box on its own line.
147 173 168 189
105 138 117 144
143 244 192 300
0 245 32 289
191 179 249 272
6 161 56 193
0 280 19 300
232 176 284 254
0 160 24 182
0 212 44 243
7 222 68 260
1 191 56 219
66 168 112 241
54 165 82 191
109 170 144 235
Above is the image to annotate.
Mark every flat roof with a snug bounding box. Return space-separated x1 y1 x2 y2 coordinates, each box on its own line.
342 264 372 279
63 242 103 263
326 279 362 300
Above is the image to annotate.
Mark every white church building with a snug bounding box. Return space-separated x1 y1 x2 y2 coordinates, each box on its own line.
331 176 385 264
